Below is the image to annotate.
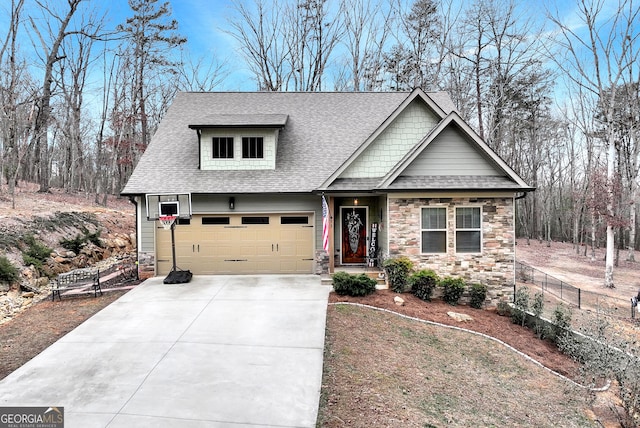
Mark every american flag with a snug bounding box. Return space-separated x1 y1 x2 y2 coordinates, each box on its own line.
322 195 330 252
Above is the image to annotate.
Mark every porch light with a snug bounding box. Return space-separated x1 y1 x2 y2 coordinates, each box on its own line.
354 198 358 205
229 197 235 210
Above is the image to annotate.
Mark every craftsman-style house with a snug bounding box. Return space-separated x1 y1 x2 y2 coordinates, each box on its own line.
121 89 533 302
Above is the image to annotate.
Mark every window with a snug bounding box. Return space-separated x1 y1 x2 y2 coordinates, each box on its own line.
456 207 481 253
242 216 269 225
281 216 309 224
202 217 230 225
242 137 264 158
421 207 447 253
212 137 234 159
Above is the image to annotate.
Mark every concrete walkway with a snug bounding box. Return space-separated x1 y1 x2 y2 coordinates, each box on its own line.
0 275 331 427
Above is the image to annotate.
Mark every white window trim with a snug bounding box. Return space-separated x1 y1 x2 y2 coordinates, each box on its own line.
420 205 448 254
454 206 483 254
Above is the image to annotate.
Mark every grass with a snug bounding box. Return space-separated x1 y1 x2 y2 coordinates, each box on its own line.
317 305 597 428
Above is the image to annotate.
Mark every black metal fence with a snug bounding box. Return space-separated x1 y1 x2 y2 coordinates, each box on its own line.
515 261 634 318
515 261 582 307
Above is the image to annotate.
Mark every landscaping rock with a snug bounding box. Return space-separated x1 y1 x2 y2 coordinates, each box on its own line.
394 296 405 306
447 311 473 322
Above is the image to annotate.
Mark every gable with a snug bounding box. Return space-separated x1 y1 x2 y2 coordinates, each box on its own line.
338 99 440 179
401 124 499 177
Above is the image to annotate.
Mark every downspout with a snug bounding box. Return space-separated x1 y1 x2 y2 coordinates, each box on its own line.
129 196 140 280
197 129 202 169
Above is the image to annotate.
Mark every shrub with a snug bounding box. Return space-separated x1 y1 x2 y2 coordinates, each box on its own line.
440 276 465 305
531 292 545 338
60 229 103 253
409 269 439 301
0 256 19 284
496 300 511 316
511 287 530 327
548 303 572 343
86 230 103 247
22 235 52 272
558 313 638 426
469 283 487 309
332 272 376 297
383 256 414 293
60 234 86 254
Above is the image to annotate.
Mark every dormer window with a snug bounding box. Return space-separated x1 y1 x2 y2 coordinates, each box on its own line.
242 137 264 159
213 137 234 159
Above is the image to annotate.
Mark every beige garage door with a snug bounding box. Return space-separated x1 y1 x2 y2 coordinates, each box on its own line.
156 213 315 275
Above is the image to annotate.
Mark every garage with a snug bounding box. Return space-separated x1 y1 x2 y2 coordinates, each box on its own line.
156 213 315 275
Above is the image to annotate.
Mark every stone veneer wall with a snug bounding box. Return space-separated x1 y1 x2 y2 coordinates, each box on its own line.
388 197 514 305
315 250 329 275
138 251 155 279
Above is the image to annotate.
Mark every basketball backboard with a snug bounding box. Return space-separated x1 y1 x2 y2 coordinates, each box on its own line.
146 193 192 220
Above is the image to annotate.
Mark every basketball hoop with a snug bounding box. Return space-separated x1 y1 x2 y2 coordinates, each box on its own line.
159 215 176 230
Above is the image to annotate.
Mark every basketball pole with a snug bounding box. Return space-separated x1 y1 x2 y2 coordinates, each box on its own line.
171 220 177 273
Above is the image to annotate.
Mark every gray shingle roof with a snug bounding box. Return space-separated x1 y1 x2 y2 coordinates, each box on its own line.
123 91 456 195
384 175 530 191
122 90 533 196
188 114 288 128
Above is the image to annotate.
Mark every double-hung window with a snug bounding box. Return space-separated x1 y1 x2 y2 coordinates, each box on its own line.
242 137 264 158
212 137 234 159
456 207 481 253
421 207 447 253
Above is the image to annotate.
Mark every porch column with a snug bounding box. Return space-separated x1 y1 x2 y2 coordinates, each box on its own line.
328 196 335 273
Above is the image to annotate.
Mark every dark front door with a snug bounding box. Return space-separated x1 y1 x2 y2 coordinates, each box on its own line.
341 206 367 264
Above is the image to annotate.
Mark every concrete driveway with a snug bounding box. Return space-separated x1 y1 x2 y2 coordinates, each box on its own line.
0 275 331 427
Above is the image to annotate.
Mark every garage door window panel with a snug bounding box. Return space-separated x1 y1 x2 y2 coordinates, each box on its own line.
242 216 269 224
202 217 230 225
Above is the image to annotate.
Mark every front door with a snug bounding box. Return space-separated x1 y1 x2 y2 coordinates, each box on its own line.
340 206 368 264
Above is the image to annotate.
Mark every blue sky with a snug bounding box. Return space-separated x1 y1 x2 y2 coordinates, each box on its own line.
0 0 627 92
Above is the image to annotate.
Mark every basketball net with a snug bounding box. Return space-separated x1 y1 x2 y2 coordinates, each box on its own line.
159 215 176 230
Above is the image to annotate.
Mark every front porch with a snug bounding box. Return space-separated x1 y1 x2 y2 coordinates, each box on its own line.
322 194 387 276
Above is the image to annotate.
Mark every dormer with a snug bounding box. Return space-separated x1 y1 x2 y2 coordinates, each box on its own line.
189 114 288 171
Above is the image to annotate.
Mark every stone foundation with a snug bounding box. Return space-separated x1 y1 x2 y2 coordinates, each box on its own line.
315 250 330 275
137 251 155 279
388 196 515 306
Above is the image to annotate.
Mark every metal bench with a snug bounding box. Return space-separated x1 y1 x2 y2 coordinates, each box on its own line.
51 264 136 301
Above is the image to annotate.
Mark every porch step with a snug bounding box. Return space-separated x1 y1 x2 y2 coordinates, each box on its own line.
321 269 387 289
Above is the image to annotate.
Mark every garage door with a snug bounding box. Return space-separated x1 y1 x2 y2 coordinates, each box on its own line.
156 213 315 275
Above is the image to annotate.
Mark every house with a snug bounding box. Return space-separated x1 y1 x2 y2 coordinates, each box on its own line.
121 89 533 302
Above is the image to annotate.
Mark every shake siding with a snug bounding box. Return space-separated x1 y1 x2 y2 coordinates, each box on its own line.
340 100 439 178
200 128 277 170
403 127 498 176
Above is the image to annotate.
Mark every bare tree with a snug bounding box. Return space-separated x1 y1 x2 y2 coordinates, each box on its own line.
227 0 291 91
175 49 228 92
382 0 440 91
0 0 38 208
337 0 392 91
27 0 85 193
54 10 103 193
548 0 640 288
